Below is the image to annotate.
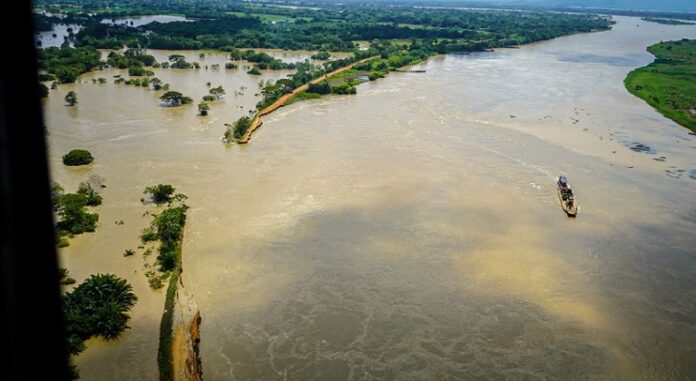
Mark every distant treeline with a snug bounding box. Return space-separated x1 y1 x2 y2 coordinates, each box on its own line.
35 0 613 53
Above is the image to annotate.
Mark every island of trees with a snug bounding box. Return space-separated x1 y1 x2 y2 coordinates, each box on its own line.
641 17 695 25
625 39 696 132
63 149 93 166
53 181 102 247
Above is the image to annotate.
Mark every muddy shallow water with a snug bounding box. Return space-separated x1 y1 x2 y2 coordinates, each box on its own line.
45 17 696 380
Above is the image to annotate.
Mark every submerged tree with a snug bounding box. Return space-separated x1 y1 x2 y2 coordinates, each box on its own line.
223 116 253 143
151 77 163 90
159 91 192 107
197 101 210 116
64 91 78 106
62 149 93 166
144 184 187 205
209 85 225 100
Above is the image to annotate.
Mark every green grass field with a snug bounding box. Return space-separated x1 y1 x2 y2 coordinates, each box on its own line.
625 39 696 131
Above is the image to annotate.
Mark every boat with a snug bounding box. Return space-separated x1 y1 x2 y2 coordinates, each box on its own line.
557 176 578 217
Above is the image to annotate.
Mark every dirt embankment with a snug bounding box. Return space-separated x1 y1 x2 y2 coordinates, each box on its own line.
238 56 379 144
171 280 203 381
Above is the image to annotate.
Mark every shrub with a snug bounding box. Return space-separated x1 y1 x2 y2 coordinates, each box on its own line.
144 184 187 205
55 193 99 235
331 83 357 95
59 268 76 285
77 182 102 206
141 228 158 243
198 102 210 116
311 51 331 60
307 81 331 94
64 91 78 106
62 149 94 166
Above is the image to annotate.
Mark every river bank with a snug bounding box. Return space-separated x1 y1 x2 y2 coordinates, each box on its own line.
625 39 696 132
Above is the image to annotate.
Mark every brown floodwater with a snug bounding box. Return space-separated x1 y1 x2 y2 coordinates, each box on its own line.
45 17 696 380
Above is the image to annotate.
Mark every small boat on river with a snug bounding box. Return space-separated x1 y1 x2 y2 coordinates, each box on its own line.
557 176 578 217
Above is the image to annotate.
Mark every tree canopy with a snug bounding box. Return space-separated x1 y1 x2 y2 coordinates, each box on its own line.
62 149 93 166
159 91 192 107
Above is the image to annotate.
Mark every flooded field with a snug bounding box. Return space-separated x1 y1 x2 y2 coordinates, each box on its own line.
44 17 696 380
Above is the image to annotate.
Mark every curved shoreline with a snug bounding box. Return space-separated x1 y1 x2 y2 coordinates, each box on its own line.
238 56 379 144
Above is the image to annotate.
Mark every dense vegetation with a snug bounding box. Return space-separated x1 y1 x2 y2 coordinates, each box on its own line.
641 17 695 25
223 116 253 142
38 46 102 83
198 101 210 116
63 274 137 379
63 149 93 165
144 184 187 205
53 182 102 246
35 1 612 53
625 39 696 131
138 184 188 381
35 1 612 89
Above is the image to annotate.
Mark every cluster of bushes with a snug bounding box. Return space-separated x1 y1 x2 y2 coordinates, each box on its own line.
37 46 102 83
106 49 156 73
138 184 188 379
141 184 188 271
143 184 187 205
53 182 103 246
195 85 225 115
307 81 331 95
230 49 289 70
330 82 357 95
128 65 155 76
63 149 94 166
114 76 168 90
311 51 331 61
223 116 253 142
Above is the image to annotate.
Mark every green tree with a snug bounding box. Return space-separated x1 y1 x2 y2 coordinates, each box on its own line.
198 102 210 116
62 149 93 166
209 85 225 99
64 91 78 106
55 193 99 235
159 91 193 107
77 182 103 206
144 184 187 205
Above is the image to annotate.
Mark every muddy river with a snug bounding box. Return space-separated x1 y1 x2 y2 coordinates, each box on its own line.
44 16 696 380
